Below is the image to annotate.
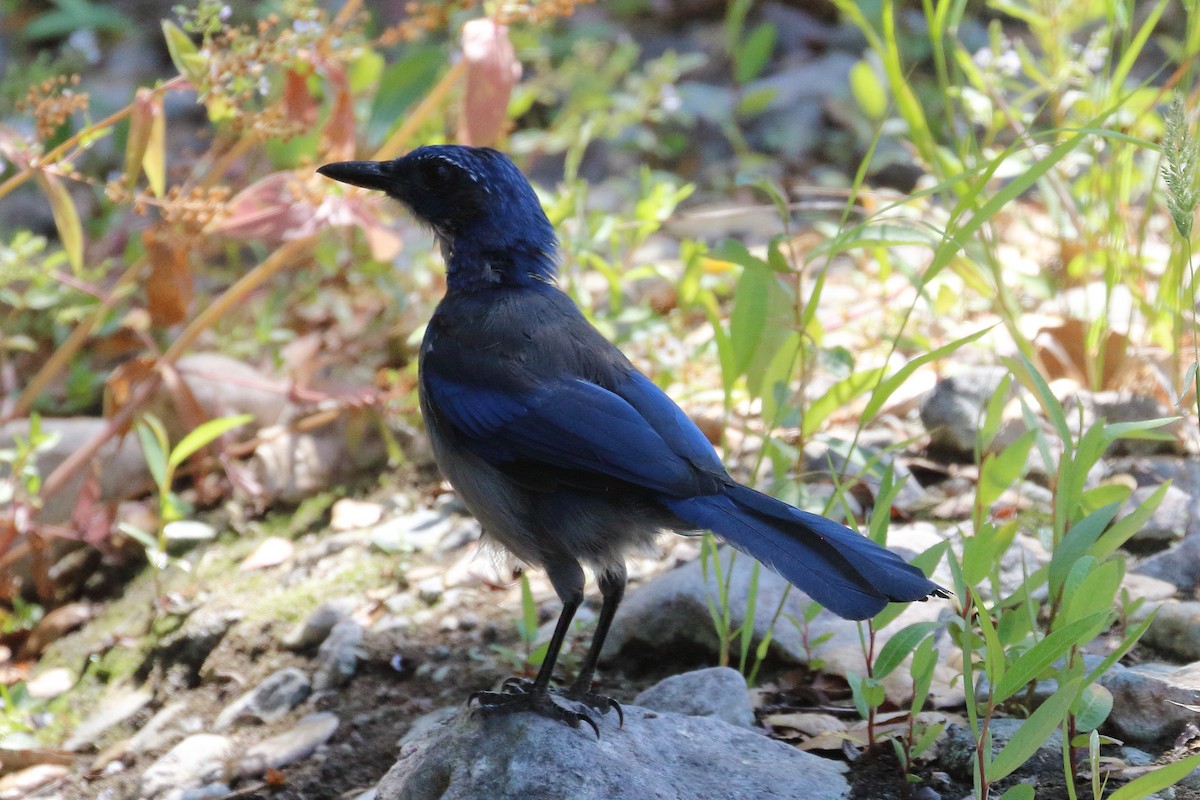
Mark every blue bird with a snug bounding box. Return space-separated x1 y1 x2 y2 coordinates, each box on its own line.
318 146 946 733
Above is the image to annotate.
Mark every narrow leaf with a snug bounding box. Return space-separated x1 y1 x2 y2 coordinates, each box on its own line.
168 413 254 469
34 170 83 272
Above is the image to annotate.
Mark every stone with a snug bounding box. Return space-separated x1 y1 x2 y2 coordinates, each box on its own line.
376 705 849 800
940 719 1061 780
314 618 363 691
1102 661 1200 742
1140 601 1200 662
214 667 312 730
25 666 74 699
1135 536 1200 594
148 606 244 690
604 548 955 706
64 687 153 751
130 701 202 753
633 667 756 728
1119 484 1192 547
235 712 339 779
919 367 1011 456
139 733 233 799
330 498 386 531
0 764 70 799
281 599 355 651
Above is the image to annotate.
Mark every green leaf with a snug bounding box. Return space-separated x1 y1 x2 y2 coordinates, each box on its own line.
978 429 1036 509
168 414 254 469
1048 503 1120 596
23 0 133 40
996 785 1035 800
972 589 1004 687
861 327 992 424
734 22 777 83
849 60 887 120
367 46 445 145
33 171 83 273
135 417 169 490
162 20 205 85
1094 483 1168 562
1061 560 1122 627
992 613 1108 703
987 670 1081 782
874 621 942 679
802 368 885 437
1106 753 1200 800
1073 683 1113 733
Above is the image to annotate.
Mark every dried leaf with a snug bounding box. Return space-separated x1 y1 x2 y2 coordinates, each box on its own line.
125 88 154 191
320 66 355 162
144 229 193 326
1035 318 1130 390
207 173 314 242
458 18 521 148
284 67 319 127
240 536 295 571
103 357 157 431
33 169 83 272
143 95 166 197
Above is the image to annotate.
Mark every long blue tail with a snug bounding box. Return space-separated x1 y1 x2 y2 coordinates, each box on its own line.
664 484 943 620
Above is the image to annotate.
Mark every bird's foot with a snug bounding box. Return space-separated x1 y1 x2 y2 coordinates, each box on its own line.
469 679 605 737
563 681 624 728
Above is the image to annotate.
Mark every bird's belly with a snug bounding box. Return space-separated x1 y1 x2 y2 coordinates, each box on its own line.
421 396 669 572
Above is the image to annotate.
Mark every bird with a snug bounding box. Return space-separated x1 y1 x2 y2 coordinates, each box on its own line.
317 145 947 735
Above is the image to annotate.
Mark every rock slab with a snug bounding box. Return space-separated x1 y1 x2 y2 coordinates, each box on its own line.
376 704 848 800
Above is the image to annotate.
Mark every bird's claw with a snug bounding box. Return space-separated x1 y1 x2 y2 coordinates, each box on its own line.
469 682 606 738
564 684 624 728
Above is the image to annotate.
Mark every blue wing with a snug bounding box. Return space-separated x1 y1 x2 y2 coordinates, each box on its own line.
424 367 726 498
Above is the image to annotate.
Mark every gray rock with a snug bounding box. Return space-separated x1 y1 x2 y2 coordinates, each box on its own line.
64 687 153 751
281 600 354 651
940 719 1061 779
633 667 756 728
919 367 1011 456
368 509 476 554
604 547 953 707
314 619 363 691
376 705 849 800
235 712 339 779
129 700 203 753
1135 535 1200 593
1102 661 1200 742
1140 601 1200 661
1119 484 1192 546
139 733 233 800
214 667 312 730
150 606 244 690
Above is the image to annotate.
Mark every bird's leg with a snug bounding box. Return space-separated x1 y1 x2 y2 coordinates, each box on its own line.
564 564 625 726
471 560 604 735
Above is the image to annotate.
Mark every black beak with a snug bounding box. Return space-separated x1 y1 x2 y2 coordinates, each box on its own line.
316 160 391 192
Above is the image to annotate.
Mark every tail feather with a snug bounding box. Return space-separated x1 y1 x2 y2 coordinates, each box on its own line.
665 484 944 620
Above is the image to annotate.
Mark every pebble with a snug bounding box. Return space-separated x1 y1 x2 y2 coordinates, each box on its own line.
130 701 203 753
236 712 340 779
214 667 312 730
281 599 356 651
64 687 153 751
25 667 74 700
0 764 70 799
330 498 386 531
139 734 232 800
314 619 363 691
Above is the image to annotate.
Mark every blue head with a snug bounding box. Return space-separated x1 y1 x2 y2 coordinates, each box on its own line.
318 145 558 291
